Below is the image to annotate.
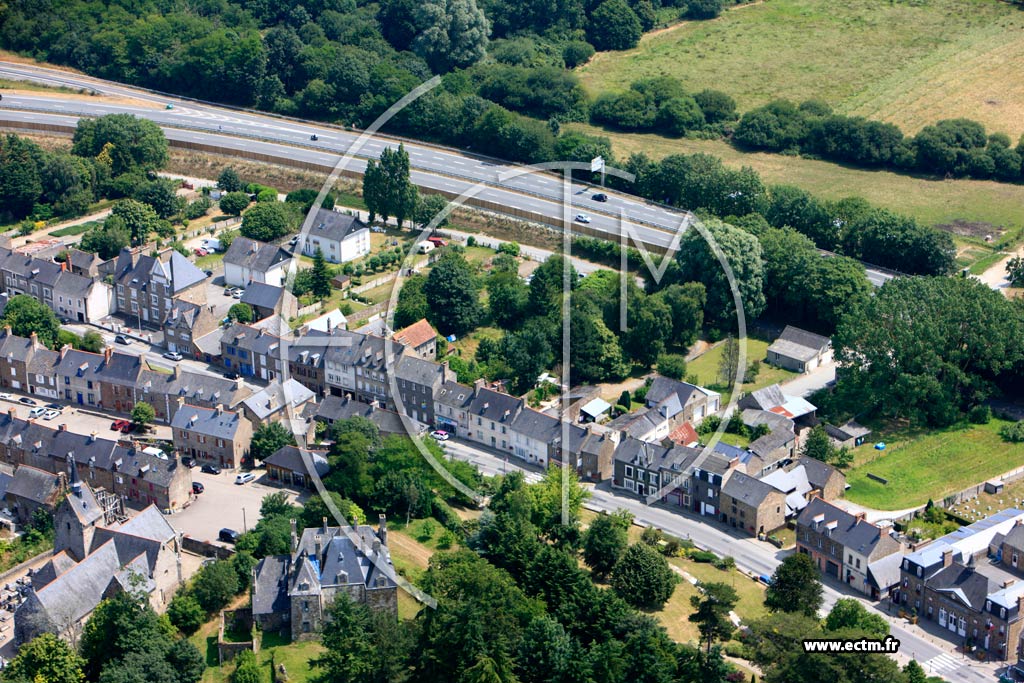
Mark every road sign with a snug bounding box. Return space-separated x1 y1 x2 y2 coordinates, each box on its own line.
590 156 604 172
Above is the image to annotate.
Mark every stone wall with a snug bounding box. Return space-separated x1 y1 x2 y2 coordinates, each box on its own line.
217 607 257 664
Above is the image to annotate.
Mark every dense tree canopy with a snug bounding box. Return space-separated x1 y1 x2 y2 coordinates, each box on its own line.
1 295 60 349
764 553 823 618
241 202 294 241
71 114 168 176
424 250 483 336
834 276 1024 426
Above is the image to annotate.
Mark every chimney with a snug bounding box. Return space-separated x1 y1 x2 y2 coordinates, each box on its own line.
1004 579 1016 589
176 396 185 409
104 347 113 363
942 549 954 568
60 343 72 359
854 511 867 522
88 431 96 443
473 377 486 395
173 364 179 380
372 538 381 554
290 518 298 553
58 423 67 432
29 331 39 350
728 457 740 470
314 536 322 557
378 514 387 545
322 516 329 534
2 324 10 336
215 404 223 416
7 408 14 420
1018 594 1024 616
60 261 66 272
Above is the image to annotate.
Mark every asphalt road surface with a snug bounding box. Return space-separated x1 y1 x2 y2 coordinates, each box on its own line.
0 62 893 287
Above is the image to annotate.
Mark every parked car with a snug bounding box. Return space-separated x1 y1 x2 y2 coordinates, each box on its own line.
0 393 11 400
119 422 135 434
182 457 196 468
204 270 213 277
235 472 256 485
42 410 60 421
114 334 131 345
18 398 36 406
193 248 208 257
223 371 239 380
163 351 184 361
430 430 450 441
592 193 608 202
28 407 45 418
201 464 221 475
231 290 244 299
192 482 204 494
218 528 239 543
111 419 129 431
574 214 591 224
45 403 62 412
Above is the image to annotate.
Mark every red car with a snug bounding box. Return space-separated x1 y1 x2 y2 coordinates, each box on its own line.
119 422 136 434
110 419 129 431
193 248 208 257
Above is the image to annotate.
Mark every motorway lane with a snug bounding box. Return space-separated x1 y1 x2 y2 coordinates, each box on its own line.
443 437 993 683
0 62 893 285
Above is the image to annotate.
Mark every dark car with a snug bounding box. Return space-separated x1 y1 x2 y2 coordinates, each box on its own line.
219 528 239 543
192 482 204 494
224 371 239 380
18 398 35 406
44 403 62 412
204 270 214 277
182 457 196 468
201 464 221 475
310 134 319 141
592 193 608 202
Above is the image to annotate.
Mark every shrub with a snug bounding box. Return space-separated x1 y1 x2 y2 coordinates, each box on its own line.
640 525 662 546
1001 421 1024 443
712 555 736 571
968 405 992 425
466 235 476 246
690 550 718 563
698 414 722 435
437 530 457 549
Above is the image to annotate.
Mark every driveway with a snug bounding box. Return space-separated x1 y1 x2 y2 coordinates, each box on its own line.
780 360 836 398
172 470 306 545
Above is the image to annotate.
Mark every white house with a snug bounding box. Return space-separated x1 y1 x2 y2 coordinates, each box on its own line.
223 237 293 288
302 208 371 264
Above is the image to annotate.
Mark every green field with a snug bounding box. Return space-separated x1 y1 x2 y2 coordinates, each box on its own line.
577 0 1024 139
844 419 1024 510
685 337 796 405
51 220 100 237
567 123 1024 233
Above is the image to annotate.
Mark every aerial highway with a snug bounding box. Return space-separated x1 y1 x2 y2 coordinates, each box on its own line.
0 61 893 285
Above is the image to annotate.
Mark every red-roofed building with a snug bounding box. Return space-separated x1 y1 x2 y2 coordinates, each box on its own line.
393 318 438 360
667 422 699 448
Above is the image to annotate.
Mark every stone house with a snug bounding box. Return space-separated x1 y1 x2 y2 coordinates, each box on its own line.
766 325 833 373
171 404 253 470
264 446 330 490
164 300 219 357
720 471 787 537
5 465 66 524
394 354 446 428
109 247 207 329
301 209 371 264
392 318 438 361
252 517 397 640
223 237 293 288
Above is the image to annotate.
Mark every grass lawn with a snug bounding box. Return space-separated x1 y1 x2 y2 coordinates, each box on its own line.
566 123 1024 232
685 337 796 404
51 220 100 237
577 0 1024 139
195 252 224 270
844 419 1024 510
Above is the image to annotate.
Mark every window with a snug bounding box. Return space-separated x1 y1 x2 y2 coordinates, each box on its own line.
649 471 657 484
625 466 633 478
625 479 634 491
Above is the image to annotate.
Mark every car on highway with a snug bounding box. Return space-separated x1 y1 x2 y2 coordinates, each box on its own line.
201 464 221 475
114 334 131 345
18 398 36 406
592 193 608 202
235 472 256 485
28 407 45 418
192 482 204 494
42 409 60 421
111 419 129 431
218 528 239 543
163 351 184 361
310 134 318 141
430 430 450 441
574 213 591 224
165 103 174 110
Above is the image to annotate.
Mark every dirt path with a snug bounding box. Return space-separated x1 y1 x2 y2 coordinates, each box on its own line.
977 244 1024 293
388 530 433 570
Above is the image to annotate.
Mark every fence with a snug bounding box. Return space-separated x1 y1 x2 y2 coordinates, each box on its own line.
352 271 398 295
181 536 235 560
945 463 1024 507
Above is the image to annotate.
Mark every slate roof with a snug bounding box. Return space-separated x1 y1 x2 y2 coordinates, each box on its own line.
798 497 900 560
436 381 472 410
906 509 1024 570
721 471 780 507
264 446 330 477
748 427 795 459
313 396 407 435
166 250 207 292
223 237 292 273
795 457 842 491
768 325 831 363
115 505 176 544
67 249 101 275
614 437 701 474
607 407 663 440
307 208 368 244
645 376 705 417
324 331 400 371
469 387 522 423
511 409 562 445
221 323 284 357
394 354 445 388
6 465 63 506
929 563 994 610
111 248 206 294
27 539 122 630
824 421 872 442
31 551 77 591
0 331 36 364
867 552 904 592
741 408 794 433
252 555 290 617
393 319 437 350
137 368 251 407
741 385 787 411
240 282 286 310
293 524 396 591
1002 522 1024 553
243 380 315 422
171 404 247 440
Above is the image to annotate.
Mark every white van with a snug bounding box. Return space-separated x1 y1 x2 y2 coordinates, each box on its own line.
235 472 256 485
202 238 222 252
416 240 435 254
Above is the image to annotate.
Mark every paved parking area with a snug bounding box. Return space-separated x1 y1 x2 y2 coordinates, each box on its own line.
171 469 306 546
0 394 171 441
